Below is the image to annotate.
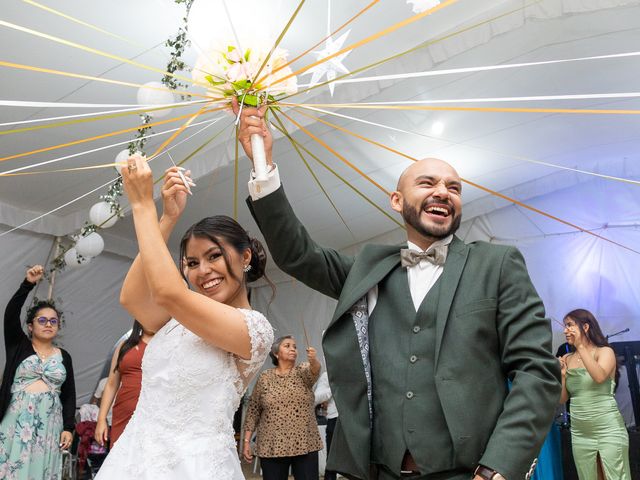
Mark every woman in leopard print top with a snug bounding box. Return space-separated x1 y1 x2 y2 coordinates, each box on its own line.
243 335 323 480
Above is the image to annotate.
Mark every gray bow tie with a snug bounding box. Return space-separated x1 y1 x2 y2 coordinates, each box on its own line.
400 246 447 268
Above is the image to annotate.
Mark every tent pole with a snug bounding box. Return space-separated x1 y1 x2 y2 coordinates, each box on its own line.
47 236 62 301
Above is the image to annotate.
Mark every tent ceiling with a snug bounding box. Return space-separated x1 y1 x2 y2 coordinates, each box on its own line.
1 0 639 257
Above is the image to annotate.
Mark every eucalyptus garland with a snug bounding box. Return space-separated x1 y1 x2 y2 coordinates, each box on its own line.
163 0 193 96
99 176 125 218
128 113 154 155
49 245 70 273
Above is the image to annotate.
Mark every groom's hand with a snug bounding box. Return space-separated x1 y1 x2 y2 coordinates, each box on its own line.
232 97 273 168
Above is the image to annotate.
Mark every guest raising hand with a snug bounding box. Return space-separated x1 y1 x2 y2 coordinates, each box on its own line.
0 265 76 476
243 336 323 480
560 309 630 479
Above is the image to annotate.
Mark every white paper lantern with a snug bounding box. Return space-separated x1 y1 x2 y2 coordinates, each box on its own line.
90 201 118 229
137 81 174 118
64 248 91 269
75 232 104 258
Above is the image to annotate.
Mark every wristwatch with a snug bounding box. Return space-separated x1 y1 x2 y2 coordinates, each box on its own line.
474 465 499 480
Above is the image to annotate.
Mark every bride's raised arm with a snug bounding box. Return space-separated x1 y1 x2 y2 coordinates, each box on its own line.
120 164 193 333
121 155 262 359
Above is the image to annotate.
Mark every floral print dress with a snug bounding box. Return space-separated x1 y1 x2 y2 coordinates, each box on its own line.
0 353 66 480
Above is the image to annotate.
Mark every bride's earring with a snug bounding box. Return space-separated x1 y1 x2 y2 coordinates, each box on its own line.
243 264 252 273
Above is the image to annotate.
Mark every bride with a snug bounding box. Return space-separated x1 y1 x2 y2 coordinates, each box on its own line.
96 157 273 479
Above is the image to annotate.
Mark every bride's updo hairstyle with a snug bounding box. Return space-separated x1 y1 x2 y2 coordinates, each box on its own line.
179 215 268 285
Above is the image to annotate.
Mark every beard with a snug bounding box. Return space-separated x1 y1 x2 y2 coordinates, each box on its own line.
402 200 461 240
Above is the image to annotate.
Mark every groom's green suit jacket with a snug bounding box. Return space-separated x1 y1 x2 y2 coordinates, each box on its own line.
248 186 561 480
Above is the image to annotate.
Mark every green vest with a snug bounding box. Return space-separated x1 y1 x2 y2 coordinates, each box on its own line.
369 265 454 474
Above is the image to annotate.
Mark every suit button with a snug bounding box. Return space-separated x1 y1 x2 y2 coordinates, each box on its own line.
410 355 418 363
406 391 414 399
413 326 421 333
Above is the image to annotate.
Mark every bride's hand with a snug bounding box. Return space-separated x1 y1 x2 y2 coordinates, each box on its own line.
122 155 154 208
161 166 194 220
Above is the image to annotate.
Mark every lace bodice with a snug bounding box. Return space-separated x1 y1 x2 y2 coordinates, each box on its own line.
98 308 273 479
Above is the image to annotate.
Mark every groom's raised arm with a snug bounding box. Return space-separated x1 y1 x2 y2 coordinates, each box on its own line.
235 100 354 299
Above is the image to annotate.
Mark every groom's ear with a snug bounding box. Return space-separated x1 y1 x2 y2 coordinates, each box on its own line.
390 190 403 214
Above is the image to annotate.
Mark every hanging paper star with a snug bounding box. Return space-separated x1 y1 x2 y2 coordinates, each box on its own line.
304 30 351 96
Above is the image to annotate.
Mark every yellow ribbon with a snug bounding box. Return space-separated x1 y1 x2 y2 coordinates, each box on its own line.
294 104 640 187
0 120 233 177
148 106 210 160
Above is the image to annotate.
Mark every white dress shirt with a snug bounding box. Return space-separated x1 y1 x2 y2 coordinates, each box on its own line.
248 163 281 199
403 237 452 310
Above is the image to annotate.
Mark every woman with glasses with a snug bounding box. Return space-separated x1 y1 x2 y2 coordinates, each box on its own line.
0 265 76 478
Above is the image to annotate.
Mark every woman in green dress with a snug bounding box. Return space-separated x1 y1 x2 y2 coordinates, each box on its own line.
559 309 630 480
0 265 76 479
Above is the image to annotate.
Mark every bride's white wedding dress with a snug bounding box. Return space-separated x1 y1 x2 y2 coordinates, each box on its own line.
96 309 273 479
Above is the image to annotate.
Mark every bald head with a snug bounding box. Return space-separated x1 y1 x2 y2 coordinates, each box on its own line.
396 158 460 191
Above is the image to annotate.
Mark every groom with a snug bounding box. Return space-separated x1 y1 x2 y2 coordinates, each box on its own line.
235 102 561 480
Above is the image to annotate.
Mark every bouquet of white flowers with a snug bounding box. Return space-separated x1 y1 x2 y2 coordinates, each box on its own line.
193 42 297 179
193 43 297 107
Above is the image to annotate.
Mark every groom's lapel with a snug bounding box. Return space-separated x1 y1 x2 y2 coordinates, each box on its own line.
434 236 469 366
330 244 403 326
